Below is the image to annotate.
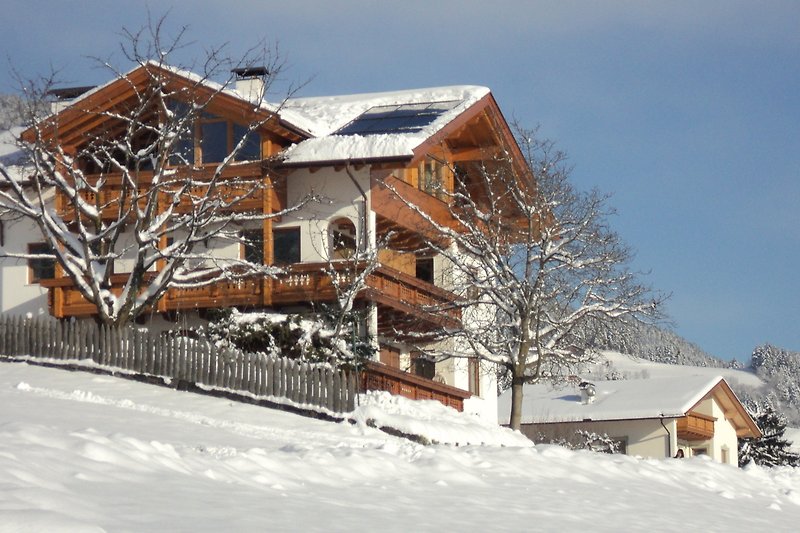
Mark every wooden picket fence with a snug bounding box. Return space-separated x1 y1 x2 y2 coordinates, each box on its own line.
0 314 357 413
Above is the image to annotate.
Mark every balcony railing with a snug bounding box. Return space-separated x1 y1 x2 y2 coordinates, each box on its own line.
677 412 716 441
42 262 461 329
55 163 280 222
360 360 471 412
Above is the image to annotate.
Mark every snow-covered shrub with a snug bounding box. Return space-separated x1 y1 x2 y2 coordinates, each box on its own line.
201 308 372 367
537 430 621 454
575 430 621 454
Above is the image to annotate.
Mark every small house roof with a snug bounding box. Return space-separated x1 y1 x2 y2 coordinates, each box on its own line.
498 375 761 438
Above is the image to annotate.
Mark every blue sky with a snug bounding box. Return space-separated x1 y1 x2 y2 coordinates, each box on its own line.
2 1 798 361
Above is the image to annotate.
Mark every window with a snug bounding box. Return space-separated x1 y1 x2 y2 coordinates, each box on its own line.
273 227 301 265
412 351 435 380
167 101 261 165
380 345 400 369
233 124 261 161
201 120 228 163
419 158 444 196
416 257 434 283
28 243 55 283
330 218 357 259
468 358 480 395
721 447 730 464
168 100 195 166
241 229 264 264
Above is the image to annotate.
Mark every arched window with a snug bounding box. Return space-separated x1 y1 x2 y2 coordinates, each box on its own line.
330 218 357 259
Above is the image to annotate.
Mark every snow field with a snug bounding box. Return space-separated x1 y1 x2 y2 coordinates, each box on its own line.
1 362 800 532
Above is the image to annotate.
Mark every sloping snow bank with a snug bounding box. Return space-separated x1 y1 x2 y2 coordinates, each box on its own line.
352 390 531 447
3 362 800 532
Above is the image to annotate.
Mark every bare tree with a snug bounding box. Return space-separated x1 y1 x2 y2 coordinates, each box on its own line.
0 17 311 326
394 126 665 430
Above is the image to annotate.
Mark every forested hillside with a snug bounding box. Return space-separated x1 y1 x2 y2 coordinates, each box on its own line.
743 344 800 425
585 320 736 369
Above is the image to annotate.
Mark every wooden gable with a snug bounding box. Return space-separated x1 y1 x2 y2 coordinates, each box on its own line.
690 379 762 439
22 63 306 151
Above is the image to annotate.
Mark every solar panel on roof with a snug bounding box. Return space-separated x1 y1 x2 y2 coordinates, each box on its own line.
336 100 460 136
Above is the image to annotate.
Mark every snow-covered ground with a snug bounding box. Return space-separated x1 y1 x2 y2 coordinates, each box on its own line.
594 350 764 388
2 361 800 532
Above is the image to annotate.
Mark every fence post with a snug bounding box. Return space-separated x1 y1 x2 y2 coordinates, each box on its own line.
347 370 356 411
332 369 342 412
258 355 267 396
12 315 22 355
326 368 335 411
297 361 304 403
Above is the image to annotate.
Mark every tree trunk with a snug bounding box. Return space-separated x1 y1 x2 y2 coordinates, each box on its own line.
509 373 525 431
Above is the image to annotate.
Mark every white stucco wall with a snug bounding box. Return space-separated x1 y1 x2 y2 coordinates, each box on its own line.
682 397 739 466
0 216 50 316
520 419 675 459
281 167 370 263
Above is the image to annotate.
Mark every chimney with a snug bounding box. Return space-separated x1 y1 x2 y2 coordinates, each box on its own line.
579 381 596 405
231 66 268 103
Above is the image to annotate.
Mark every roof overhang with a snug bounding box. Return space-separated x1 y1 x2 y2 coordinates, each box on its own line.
689 378 762 439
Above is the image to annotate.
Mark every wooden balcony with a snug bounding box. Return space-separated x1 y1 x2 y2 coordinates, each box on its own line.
361 360 471 412
370 172 459 244
42 262 461 332
55 163 285 222
677 412 716 441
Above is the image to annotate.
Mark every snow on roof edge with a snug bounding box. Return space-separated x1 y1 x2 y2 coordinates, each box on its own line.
43 61 313 138
280 86 491 164
498 374 729 425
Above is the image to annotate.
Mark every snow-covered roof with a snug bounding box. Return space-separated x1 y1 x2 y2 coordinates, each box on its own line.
498 375 727 425
279 85 490 164
36 62 494 166
61 61 285 119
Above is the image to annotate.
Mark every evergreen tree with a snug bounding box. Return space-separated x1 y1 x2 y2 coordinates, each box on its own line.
739 402 800 468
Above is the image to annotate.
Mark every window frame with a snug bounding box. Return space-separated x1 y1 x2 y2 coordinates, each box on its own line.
240 228 265 265
167 102 262 166
27 242 56 284
412 351 436 380
468 357 481 396
272 227 301 265
415 256 434 284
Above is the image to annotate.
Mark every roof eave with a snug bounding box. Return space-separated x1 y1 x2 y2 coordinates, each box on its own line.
275 154 413 169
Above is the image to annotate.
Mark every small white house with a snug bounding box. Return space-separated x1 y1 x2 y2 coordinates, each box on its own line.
498 375 761 466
